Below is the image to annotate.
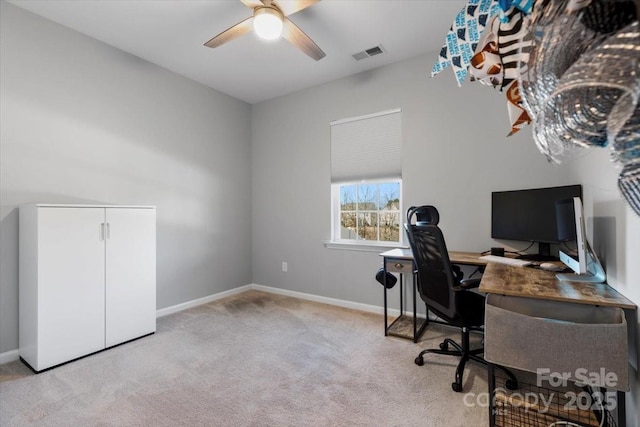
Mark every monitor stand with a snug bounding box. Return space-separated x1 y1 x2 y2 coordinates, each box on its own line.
516 242 558 262
556 245 606 284
517 253 558 262
556 269 605 283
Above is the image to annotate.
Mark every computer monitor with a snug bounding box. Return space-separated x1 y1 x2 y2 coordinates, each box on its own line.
555 197 606 283
491 185 583 260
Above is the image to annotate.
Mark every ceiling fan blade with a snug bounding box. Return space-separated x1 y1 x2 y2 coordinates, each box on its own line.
274 0 320 17
240 0 266 8
204 16 254 48
281 18 325 61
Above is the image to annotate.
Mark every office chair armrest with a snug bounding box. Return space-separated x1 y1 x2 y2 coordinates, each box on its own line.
454 278 481 291
452 265 464 282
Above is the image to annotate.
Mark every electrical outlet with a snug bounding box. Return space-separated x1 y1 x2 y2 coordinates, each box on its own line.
282 262 288 272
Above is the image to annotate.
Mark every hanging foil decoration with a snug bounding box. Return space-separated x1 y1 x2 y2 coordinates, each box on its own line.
469 6 534 135
602 22 640 216
469 13 503 88
619 164 640 216
431 0 500 86
498 0 535 20
517 0 637 163
431 0 640 217
542 25 638 150
505 81 532 135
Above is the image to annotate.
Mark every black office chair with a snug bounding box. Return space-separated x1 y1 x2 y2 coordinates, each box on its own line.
405 205 517 392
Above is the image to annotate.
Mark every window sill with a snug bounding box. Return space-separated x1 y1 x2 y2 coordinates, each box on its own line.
323 241 409 253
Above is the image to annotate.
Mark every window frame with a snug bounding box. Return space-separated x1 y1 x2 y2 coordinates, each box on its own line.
330 178 404 247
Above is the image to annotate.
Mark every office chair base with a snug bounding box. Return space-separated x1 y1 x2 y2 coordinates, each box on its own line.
415 334 519 393
504 378 518 390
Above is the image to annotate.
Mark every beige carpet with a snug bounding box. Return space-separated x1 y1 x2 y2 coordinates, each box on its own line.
0 290 489 426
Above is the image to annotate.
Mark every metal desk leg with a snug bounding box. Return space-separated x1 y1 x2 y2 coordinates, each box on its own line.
383 258 428 341
488 363 496 427
383 271 388 336
412 271 429 342
412 272 417 341
617 390 626 427
399 273 403 318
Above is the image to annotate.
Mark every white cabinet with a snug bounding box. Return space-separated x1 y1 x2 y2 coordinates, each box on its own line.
19 204 156 372
104 207 156 347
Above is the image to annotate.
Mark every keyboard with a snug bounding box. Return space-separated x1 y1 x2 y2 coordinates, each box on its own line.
479 255 532 267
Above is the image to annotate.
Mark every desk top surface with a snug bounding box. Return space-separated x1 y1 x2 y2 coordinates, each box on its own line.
380 248 635 310
380 249 487 266
479 262 637 309
379 248 413 259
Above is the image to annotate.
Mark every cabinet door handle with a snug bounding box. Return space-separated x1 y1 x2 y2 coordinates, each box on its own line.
394 263 403 269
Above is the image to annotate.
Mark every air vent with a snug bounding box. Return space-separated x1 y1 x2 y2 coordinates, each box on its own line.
352 45 386 61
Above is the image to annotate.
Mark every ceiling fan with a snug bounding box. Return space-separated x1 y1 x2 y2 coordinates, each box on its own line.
204 0 326 61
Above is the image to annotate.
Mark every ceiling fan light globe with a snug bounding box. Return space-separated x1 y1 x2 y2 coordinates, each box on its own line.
253 7 283 40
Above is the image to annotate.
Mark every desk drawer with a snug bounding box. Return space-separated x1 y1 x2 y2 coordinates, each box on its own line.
385 259 413 274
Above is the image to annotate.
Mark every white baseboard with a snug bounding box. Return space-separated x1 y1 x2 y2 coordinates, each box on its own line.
0 349 20 364
1 283 420 365
156 282 418 320
156 284 252 318
156 283 414 319
250 283 416 318
252 283 382 312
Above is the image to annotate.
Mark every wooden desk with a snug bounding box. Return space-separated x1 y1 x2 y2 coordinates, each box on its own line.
478 260 636 427
479 262 636 309
378 249 486 342
449 251 488 266
379 248 427 342
407 250 636 426
448 250 635 309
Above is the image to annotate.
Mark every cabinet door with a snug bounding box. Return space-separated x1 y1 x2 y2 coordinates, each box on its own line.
37 207 106 369
105 208 156 347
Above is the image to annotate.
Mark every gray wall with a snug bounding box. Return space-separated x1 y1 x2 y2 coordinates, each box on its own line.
566 148 640 423
2 1 639 423
250 53 640 424
0 3 253 353
251 54 573 308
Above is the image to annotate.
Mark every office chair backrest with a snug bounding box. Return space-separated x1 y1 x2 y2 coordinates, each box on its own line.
406 205 440 226
405 220 458 320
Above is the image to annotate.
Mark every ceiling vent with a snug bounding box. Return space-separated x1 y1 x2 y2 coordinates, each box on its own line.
352 45 386 61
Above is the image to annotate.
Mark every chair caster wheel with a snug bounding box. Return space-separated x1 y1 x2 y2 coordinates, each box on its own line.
451 382 463 392
414 356 424 366
505 379 519 390
439 342 448 350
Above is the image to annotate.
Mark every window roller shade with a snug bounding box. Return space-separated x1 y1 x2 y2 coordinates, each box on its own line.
330 109 401 183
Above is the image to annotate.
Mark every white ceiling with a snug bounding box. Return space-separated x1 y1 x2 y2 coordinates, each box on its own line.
9 0 465 104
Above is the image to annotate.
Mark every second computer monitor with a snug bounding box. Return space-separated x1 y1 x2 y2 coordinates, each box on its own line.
491 184 583 260
556 196 606 283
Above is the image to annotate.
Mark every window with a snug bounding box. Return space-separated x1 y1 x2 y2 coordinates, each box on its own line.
333 180 402 242
330 109 402 246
